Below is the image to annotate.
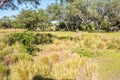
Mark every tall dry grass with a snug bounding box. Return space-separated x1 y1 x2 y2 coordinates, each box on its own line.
10 51 98 80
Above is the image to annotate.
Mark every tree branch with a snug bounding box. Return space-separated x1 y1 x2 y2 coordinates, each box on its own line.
0 0 8 8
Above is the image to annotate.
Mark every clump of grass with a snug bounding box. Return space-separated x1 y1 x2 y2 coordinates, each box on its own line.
0 46 13 60
0 63 7 80
44 43 69 52
97 41 107 49
0 42 6 50
10 58 51 80
10 61 33 80
51 53 81 79
10 52 98 80
84 39 97 49
11 53 33 62
33 56 51 77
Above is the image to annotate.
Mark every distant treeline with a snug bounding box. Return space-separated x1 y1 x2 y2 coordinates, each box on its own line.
0 0 120 32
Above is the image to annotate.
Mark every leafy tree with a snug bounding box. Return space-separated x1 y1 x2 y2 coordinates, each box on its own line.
37 9 49 31
0 16 11 28
16 9 49 30
57 0 120 31
16 9 38 30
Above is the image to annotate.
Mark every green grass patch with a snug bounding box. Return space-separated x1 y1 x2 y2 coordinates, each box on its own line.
73 48 100 57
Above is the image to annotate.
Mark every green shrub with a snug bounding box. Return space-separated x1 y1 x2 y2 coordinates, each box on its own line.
34 33 53 44
7 32 36 54
8 32 35 46
7 32 54 54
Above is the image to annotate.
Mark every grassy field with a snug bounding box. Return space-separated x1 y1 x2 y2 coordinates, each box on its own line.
0 29 120 80
37 31 120 80
41 31 120 80
98 51 120 80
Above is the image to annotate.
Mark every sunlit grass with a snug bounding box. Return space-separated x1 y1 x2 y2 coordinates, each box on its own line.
10 52 98 80
0 29 120 80
96 50 120 80
39 31 76 37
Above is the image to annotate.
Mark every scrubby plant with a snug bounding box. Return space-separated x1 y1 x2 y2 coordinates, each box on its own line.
34 33 54 44
8 32 35 53
7 32 55 54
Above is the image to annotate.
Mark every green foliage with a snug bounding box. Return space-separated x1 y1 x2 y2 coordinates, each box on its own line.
16 9 49 30
7 32 54 54
34 33 53 44
7 32 35 54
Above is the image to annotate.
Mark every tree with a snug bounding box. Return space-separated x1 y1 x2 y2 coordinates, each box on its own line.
46 3 63 21
57 0 120 30
37 9 48 31
16 9 38 30
16 9 48 30
0 16 11 28
0 0 40 10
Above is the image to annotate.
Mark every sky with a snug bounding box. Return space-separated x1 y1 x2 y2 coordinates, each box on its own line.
0 0 56 18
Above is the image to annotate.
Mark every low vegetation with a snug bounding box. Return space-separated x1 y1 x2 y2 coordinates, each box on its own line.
0 29 120 80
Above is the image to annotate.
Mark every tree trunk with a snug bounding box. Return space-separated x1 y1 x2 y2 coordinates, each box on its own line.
64 21 69 31
97 9 110 30
85 20 92 31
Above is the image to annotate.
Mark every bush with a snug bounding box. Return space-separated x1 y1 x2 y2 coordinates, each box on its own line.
34 33 53 44
8 32 33 54
7 32 54 54
8 32 34 46
7 32 35 54
8 32 54 45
